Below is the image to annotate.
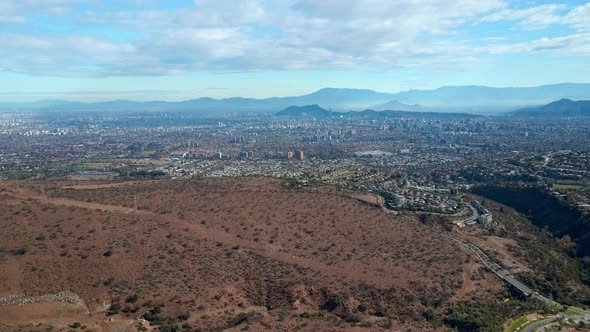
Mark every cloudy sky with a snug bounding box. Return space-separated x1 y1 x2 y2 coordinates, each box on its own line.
1 0 590 101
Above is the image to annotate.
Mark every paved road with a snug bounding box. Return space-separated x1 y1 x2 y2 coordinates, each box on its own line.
440 231 590 330
454 202 479 228
519 309 590 332
386 204 567 307
390 205 590 331
441 233 537 296
384 201 590 331
393 206 540 298
535 152 554 176
520 317 558 332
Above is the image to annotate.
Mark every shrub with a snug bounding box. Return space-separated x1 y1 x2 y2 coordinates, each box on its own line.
103 277 114 286
108 303 121 314
11 248 27 256
177 312 190 321
422 308 436 321
126 293 139 303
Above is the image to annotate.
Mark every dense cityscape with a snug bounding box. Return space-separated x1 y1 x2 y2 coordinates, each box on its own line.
2 110 589 210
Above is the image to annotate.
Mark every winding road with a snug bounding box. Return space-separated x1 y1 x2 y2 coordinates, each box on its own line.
437 217 590 331
441 233 536 296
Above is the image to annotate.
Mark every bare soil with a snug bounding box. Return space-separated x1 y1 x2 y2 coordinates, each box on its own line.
0 178 500 331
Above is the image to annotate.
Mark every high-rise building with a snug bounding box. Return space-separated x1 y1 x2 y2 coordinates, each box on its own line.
239 151 254 160
295 150 305 160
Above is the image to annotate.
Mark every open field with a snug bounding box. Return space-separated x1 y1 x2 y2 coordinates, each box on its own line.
0 177 502 331
73 163 113 171
553 183 584 190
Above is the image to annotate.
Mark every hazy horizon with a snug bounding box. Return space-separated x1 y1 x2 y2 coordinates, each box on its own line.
2 82 590 104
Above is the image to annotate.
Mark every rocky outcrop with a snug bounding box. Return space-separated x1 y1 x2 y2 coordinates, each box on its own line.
0 291 83 306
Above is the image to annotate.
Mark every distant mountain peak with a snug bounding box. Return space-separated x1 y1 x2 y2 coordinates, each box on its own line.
314 87 375 92
276 104 333 117
2 83 590 115
371 99 429 112
552 98 574 103
511 99 590 117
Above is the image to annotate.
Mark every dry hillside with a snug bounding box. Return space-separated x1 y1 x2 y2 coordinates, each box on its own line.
0 178 502 331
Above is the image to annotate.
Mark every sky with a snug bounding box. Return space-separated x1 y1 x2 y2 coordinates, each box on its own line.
1 0 590 102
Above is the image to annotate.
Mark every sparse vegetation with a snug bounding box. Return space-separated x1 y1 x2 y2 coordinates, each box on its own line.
0 177 507 331
444 298 548 332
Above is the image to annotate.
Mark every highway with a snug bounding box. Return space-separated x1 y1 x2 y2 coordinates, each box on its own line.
440 232 590 331
384 200 590 330
520 317 558 332
441 233 535 296
392 202 542 299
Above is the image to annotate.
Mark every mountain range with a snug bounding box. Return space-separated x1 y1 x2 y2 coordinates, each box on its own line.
511 99 590 117
2 83 590 114
276 104 482 119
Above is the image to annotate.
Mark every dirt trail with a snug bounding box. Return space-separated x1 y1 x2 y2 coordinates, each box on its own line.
0 257 23 296
355 194 383 206
0 301 130 332
60 181 148 190
455 262 480 298
13 188 393 288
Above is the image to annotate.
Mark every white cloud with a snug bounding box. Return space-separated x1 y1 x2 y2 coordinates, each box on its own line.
474 33 590 56
0 0 589 77
0 2 27 23
565 3 590 31
0 32 135 76
480 4 566 30
481 2 590 31
0 16 27 24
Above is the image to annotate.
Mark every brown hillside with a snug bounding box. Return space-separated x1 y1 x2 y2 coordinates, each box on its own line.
0 178 501 331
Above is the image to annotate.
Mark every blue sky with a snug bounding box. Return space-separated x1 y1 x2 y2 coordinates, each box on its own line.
1 0 590 101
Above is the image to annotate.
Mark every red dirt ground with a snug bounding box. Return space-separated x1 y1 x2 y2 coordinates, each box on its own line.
0 178 501 331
